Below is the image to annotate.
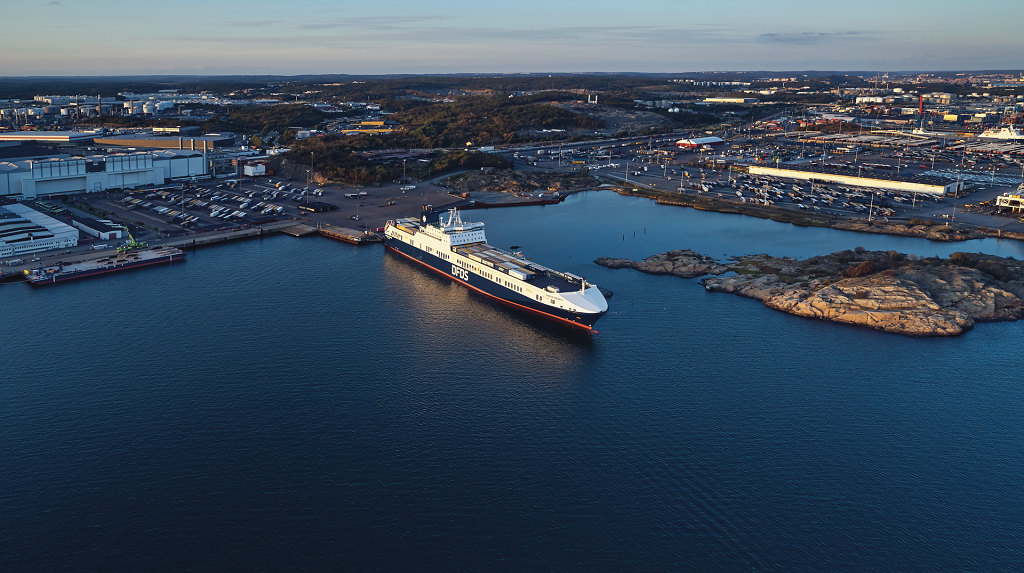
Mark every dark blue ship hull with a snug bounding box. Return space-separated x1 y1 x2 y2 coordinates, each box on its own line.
384 237 604 329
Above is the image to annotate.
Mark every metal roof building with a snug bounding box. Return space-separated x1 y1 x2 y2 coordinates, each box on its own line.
0 151 207 199
676 137 726 149
69 216 123 241
0 131 104 144
747 165 960 196
93 132 235 150
0 202 78 257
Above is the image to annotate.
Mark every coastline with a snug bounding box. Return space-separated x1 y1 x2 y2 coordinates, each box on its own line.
596 249 1024 337
610 186 1024 244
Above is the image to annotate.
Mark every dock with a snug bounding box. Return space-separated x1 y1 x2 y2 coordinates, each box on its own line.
280 224 318 237
0 218 379 283
165 227 265 249
24 246 185 286
319 225 382 245
164 219 305 249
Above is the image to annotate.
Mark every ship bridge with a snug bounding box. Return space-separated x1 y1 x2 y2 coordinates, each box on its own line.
422 209 486 246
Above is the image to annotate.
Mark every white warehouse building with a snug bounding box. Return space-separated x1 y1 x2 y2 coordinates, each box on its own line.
747 165 960 196
0 151 207 199
0 203 79 257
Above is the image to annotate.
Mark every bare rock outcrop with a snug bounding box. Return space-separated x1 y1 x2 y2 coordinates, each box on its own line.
595 250 729 279
598 248 1024 337
831 220 986 242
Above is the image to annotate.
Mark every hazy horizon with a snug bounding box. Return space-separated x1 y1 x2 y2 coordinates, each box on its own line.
3 0 1022 76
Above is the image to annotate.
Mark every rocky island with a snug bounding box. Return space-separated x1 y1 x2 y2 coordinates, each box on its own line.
596 248 1024 337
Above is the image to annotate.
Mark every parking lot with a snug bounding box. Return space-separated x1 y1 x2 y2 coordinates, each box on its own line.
498 132 1024 232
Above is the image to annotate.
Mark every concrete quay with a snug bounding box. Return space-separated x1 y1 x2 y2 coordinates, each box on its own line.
162 219 300 249
0 219 317 283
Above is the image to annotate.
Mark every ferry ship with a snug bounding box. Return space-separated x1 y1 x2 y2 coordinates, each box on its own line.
384 208 608 329
24 246 185 285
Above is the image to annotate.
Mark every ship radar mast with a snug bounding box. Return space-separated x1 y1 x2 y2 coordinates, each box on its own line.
443 208 464 227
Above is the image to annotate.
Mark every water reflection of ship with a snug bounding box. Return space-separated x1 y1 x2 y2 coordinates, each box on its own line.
381 254 598 350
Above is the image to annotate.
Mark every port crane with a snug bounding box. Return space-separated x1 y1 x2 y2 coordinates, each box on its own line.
117 226 148 253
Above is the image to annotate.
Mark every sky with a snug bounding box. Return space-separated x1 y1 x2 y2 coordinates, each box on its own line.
2 0 1022 76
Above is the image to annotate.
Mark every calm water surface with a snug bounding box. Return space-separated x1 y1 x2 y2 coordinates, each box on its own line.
2 191 1023 572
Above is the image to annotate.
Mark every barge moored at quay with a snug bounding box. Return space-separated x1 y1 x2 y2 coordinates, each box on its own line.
24 246 185 285
384 208 608 329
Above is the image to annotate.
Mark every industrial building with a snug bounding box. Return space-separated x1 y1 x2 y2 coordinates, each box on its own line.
93 132 236 150
0 202 78 257
297 202 336 213
0 131 104 144
243 163 266 176
747 165 960 196
676 137 726 149
0 150 207 199
337 121 395 135
704 97 758 104
70 217 123 241
153 126 200 134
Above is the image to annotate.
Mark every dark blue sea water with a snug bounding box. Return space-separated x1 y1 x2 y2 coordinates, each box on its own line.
3 191 1024 572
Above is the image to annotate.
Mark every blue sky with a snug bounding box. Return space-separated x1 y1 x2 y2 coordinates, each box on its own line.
2 0 1022 75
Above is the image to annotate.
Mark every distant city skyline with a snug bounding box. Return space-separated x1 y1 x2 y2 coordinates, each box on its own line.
2 0 1022 76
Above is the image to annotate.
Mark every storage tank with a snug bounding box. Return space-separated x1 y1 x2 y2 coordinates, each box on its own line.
60 108 70 116
28 107 45 116
157 101 173 111
42 106 58 114
142 102 157 114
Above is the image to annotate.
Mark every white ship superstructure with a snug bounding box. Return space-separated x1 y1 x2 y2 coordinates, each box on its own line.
978 126 1024 140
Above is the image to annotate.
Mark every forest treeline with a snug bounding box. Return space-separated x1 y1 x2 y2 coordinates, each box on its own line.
281 135 508 184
